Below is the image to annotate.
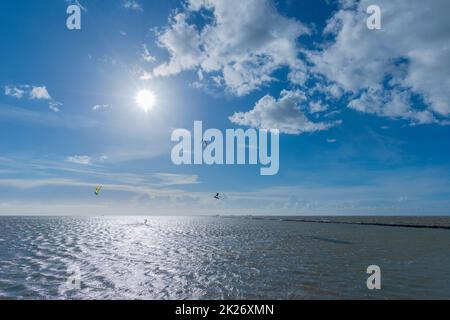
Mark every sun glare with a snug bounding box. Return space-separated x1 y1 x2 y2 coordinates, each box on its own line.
135 89 156 112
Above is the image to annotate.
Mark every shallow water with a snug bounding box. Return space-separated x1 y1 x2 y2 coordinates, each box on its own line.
0 216 450 300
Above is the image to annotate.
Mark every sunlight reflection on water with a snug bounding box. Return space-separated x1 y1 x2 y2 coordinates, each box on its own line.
0 216 450 299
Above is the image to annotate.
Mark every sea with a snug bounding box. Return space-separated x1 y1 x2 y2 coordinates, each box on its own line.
0 216 449 300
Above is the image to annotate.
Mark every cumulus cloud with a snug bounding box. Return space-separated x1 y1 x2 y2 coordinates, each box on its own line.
4 85 51 100
309 101 328 114
309 0 450 120
65 0 87 12
5 85 61 112
48 102 61 113
30 86 51 100
67 155 92 165
229 90 341 134
153 0 310 96
4 86 25 99
153 13 204 77
153 173 199 186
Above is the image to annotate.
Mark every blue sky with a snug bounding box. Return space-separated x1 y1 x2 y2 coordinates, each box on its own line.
1 0 450 215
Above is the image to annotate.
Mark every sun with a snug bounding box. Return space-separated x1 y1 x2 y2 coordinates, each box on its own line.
135 89 156 112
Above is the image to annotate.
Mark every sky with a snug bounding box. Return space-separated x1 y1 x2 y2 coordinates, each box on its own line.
1 0 450 216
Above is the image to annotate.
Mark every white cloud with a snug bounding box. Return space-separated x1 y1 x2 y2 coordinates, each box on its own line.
4 85 51 100
153 0 310 96
123 0 143 12
30 86 51 100
312 82 344 100
348 86 442 125
5 85 60 112
152 0 450 130
142 44 156 63
229 90 341 134
309 0 450 120
0 178 177 198
4 86 25 99
66 155 92 165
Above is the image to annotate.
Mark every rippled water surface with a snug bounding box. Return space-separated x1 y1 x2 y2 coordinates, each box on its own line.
1 216 450 299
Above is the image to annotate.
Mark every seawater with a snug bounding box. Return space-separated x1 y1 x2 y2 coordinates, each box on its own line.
0 216 449 300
